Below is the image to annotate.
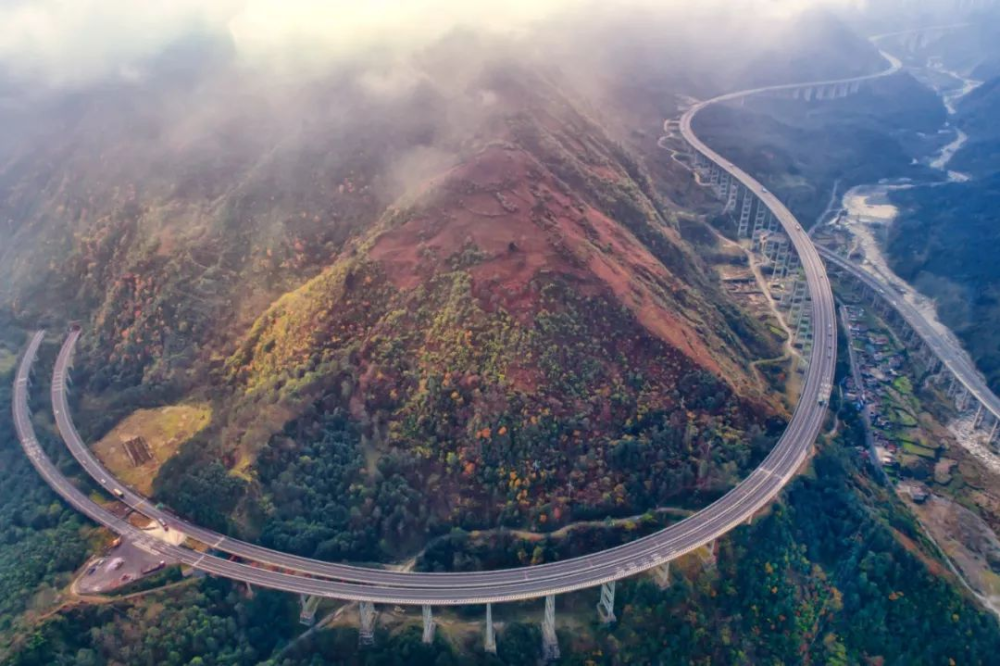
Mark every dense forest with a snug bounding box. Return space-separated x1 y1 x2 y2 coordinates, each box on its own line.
3 306 996 664
0 321 90 656
7 402 1000 665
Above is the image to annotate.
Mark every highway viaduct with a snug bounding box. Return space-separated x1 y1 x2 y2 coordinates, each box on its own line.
10 21 980 659
820 248 1000 444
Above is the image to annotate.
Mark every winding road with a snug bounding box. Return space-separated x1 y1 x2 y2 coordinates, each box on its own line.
13 35 929 605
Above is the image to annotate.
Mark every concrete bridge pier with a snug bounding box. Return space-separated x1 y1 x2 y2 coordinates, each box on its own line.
789 302 804 330
719 172 731 198
956 386 972 413
990 417 999 444
694 151 710 175
725 180 740 213
945 375 962 401
484 603 497 654
703 539 718 569
597 581 616 624
974 403 986 429
752 202 768 237
422 605 435 644
763 236 778 263
794 314 812 347
766 214 780 234
541 595 560 662
738 190 754 238
774 242 792 280
359 601 377 646
710 163 721 189
299 594 320 626
917 344 934 371
653 562 671 589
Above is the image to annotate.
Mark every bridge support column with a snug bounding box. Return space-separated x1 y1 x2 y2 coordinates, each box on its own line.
974 403 985 429
484 603 497 654
752 201 768 237
359 601 377 646
725 181 740 214
795 315 812 348
299 594 320 626
421 605 435 644
596 581 616 624
990 418 999 444
653 562 671 589
956 387 971 413
703 540 718 569
541 595 560 662
946 375 959 400
718 171 730 199
738 190 754 238
775 242 792 280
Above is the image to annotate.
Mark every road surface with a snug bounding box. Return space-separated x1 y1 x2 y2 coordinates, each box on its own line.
820 247 1000 425
16 34 936 604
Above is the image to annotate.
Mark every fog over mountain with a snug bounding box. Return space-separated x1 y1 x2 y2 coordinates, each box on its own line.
6 2 1000 665
0 0 868 88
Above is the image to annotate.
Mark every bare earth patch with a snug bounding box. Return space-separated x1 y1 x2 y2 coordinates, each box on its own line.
901 487 1000 614
0 348 16 376
93 404 211 495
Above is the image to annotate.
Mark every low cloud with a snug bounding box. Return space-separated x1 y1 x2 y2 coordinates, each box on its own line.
0 0 874 89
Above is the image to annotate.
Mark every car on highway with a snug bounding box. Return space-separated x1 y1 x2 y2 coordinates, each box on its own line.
112 488 125 498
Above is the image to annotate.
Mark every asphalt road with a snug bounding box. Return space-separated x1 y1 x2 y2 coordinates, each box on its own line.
820 247 1000 425
16 36 941 604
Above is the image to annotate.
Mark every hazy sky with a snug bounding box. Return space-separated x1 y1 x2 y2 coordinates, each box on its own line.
0 0 870 87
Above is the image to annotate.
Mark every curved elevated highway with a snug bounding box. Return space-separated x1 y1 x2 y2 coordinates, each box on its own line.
16 37 933 605
819 248 1000 430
